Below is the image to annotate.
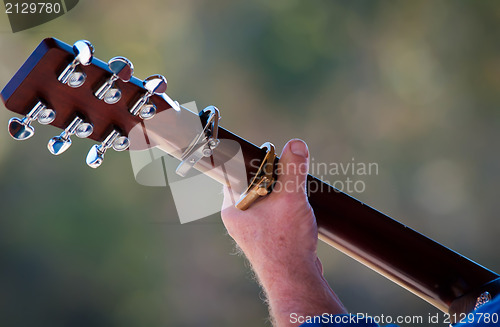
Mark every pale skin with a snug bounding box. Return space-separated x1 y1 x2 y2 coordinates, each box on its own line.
221 139 347 327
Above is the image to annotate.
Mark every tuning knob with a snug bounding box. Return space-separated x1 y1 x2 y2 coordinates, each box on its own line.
129 74 167 119
94 57 134 104
47 116 93 155
8 101 55 140
86 130 130 168
58 40 94 88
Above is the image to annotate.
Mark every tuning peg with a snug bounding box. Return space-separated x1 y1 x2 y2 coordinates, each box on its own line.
86 130 130 168
58 40 94 88
129 74 167 119
8 101 55 140
94 57 134 104
47 116 93 155
160 93 181 112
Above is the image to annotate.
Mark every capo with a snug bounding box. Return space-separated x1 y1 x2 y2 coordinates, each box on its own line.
235 142 276 210
175 106 221 177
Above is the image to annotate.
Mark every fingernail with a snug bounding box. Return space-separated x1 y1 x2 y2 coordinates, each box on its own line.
290 139 308 158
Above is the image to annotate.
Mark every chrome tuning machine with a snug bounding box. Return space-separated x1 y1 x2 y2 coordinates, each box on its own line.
58 40 94 88
8 101 56 140
176 106 220 177
129 74 168 120
86 130 130 168
94 57 134 104
47 116 94 155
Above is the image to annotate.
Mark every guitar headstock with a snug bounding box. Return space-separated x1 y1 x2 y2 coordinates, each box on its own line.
1 37 180 168
2 37 263 201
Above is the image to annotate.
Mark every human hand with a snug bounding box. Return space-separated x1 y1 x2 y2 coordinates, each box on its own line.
221 139 346 326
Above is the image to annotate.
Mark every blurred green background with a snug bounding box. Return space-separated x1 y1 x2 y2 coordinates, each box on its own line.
1 1 500 326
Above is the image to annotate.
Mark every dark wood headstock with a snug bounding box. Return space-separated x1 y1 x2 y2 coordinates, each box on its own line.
0 37 260 186
1 37 175 144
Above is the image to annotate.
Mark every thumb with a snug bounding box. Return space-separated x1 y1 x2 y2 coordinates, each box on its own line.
274 139 310 197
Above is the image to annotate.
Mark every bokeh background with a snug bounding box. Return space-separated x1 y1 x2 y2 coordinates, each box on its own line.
1 1 500 326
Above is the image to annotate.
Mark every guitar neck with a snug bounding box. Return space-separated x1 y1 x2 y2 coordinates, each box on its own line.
158 115 500 314
308 175 499 315
211 125 500 315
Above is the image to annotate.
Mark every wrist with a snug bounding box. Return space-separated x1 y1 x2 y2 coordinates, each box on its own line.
253 257 346 326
